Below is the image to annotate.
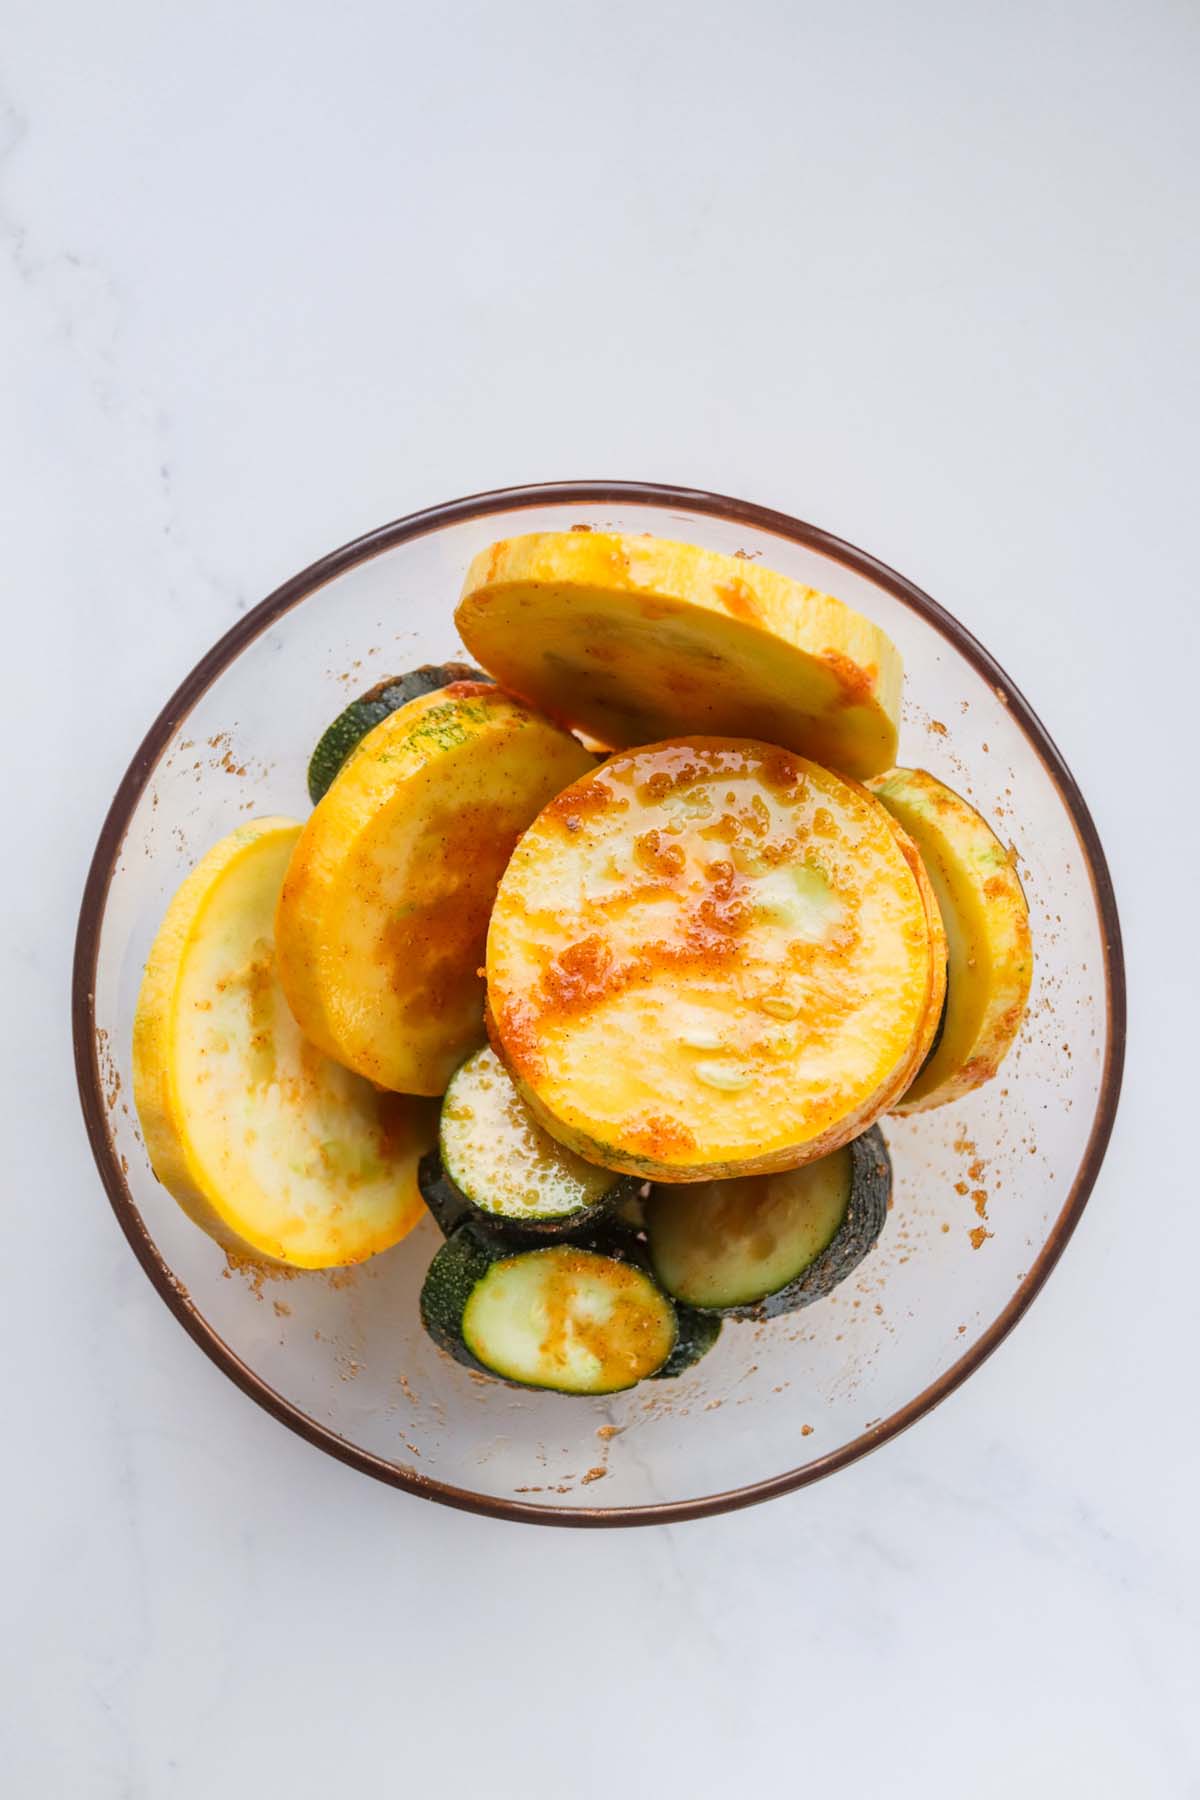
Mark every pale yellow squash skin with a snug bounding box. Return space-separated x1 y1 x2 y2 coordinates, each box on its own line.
132 816 437 1268
868 767 1033 1112
456 533 903 780
486 739 933 1181
275 684 594 1095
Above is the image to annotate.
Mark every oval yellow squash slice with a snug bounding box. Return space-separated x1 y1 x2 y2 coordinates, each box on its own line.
486 739 933 1181
132 816 437 1268
275 684 594 1095
878 805 949 1089
456 533 903 780
868 767 1033 1112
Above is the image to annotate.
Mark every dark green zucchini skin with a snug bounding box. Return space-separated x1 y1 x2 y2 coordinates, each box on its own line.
306 661 489 803
650 1304 722 1379
566 1214 649 1263
721 1127 892 1322
419 1225 498 1376
467 1189 622 1241
417 1148 476 1241
418 1144 629 1245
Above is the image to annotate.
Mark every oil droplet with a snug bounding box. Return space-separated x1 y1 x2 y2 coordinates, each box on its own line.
695 1061 752 1091
758 992 800 1021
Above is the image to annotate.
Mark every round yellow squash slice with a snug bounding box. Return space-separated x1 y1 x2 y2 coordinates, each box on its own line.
132 817 437 1268
275 684 594 1095
868 767 1033 1112
456 533 903 780
486 739 934 1182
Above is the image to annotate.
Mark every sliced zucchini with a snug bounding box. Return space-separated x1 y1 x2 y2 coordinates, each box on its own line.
877 803 949 1094
438 1045 636 1236
307 662 488 804
486 738 933 1181
420 1230 677 1394
646 1127 891 1320
131 817 438 1268
868 767 1033 1111
650 1304 722 1379
611 1186 649 1232
276 686 594 1095
416 1147 474 1240
456 532 902 778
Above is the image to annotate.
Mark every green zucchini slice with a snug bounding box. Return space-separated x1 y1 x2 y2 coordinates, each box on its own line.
611 1187 648 1232
420 1229 678 1394
645 1128 891 1320
438 1045 636 1237
417 1147 474 1240
306 662 488 803
650 1304 722 1379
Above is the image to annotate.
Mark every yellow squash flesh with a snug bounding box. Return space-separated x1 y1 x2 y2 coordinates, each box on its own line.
868 767 1033 1111
486 738 933 1181
878 805 949 1094
456 533 903 780
275 684 594 1095
132 816 437 1268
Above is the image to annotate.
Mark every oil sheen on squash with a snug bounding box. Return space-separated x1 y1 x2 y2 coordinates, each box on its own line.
275 686 594 1095
456 532 903 779
868 766 1033 1111
440 1044 625 1225
132 817 437 1267
486 738 933 1181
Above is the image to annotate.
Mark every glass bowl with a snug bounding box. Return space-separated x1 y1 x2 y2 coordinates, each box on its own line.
73 482 1124 1526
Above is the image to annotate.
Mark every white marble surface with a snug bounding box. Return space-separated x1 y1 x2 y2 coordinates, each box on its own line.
3 2 1196 1792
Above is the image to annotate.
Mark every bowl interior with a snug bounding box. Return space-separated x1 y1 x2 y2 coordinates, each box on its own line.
78 487 1120 1522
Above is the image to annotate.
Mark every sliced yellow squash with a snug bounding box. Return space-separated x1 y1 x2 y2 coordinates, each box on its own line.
486 738 933 1182
868 767 1033 1111
132 816 437 1268
877 802 949 1089
275 684 594 1095
456 532 903 780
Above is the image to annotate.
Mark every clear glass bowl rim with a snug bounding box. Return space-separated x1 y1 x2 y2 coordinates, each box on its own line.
72 480 1126 1528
